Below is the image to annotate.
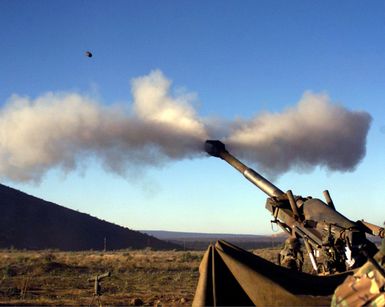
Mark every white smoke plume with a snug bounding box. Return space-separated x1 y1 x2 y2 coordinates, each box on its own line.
0 70 207 182
225 92 372 176
0 70 371 183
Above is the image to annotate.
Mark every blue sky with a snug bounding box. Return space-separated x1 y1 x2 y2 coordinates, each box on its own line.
1 0 384 234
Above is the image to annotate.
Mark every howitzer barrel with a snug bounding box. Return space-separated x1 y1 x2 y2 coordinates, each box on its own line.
205 140 284 197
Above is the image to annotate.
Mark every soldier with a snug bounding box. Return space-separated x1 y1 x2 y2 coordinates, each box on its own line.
331 239 385 306
278 237 304 271
323 236 347 273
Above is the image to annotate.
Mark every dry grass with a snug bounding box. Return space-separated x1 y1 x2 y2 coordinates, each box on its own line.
0 247 313 306
0 249 202 306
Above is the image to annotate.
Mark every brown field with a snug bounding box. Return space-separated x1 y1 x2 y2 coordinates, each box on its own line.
0 248 202 306
0 246 312 306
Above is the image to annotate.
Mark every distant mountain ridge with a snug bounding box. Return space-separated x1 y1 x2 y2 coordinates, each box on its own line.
141 230 272 240
0 184 179 251
142 230 287 250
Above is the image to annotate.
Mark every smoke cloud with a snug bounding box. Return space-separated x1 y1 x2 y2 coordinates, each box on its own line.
0 70 371 182
0 70 207 182
226 92 372 176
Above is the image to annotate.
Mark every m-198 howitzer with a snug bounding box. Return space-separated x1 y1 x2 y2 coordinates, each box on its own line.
205 140 383 274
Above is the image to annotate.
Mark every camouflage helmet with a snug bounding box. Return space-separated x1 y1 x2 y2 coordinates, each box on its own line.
286 237 300 248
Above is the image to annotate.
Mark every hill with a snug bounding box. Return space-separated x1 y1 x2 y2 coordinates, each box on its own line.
0 184 179 251
142 230 287 250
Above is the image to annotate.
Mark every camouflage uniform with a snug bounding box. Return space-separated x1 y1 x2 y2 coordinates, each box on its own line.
279 237 304 271
331 240 385 307
324 237 347 273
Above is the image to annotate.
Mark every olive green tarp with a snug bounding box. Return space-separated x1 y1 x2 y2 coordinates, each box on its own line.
192 240 352 306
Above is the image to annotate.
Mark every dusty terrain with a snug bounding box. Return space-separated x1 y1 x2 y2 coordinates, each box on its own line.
0 246 308 306
0 249 202 306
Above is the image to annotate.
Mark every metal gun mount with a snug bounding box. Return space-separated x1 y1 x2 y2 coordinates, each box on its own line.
205 140 383 274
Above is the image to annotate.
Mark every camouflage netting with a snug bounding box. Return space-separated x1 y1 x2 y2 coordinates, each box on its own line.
192 240 352 306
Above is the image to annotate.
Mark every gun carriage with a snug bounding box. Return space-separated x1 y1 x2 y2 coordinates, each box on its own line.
205 140 383 274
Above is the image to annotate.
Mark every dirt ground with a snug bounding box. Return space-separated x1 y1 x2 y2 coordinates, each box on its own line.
0 246 309 306
0 249 203 306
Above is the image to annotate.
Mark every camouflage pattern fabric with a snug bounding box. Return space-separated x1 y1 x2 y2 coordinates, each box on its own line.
331 251 385 307
279 237 304 271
